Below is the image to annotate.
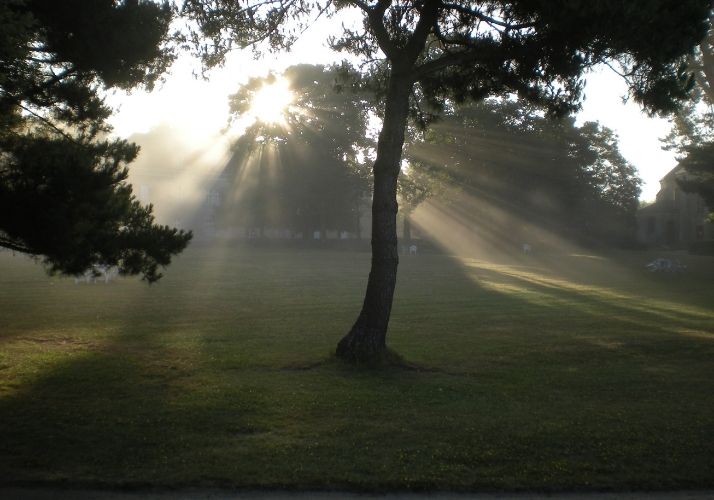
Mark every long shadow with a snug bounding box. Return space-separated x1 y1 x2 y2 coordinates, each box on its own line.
0 245 375 486
2 246 714 490
0 284 273 487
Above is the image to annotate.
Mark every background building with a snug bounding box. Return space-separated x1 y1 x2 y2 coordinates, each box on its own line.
637 166 714 249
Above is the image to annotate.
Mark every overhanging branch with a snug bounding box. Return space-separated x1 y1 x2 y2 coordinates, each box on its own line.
362 0 398 60
412 48 480 80
441 2 535 31
402 0 440 65
0 235 31 254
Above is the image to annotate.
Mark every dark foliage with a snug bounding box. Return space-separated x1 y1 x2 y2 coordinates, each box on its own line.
663 16 714 216
218 64 371 237
408 99 641 246
0 0 191 282
678 141 714 214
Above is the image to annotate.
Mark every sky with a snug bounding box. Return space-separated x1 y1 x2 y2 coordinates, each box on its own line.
107 14 679 202
576 70 678 201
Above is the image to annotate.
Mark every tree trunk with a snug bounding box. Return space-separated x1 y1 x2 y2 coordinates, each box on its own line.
336 71 412 363
403 212 412 245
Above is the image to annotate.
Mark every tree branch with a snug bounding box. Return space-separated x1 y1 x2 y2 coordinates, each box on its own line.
412 47 480 79
298 0 332 35
13 100 79 143
699 31 714 103
37 67 76 92
440 2 535 31
402 0 440 65
0 235 31 254
431 17 474 47
348 0 370 12
362 0 398 60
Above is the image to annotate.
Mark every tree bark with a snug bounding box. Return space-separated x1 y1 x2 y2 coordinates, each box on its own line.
336 71 412 362
403 212 412 245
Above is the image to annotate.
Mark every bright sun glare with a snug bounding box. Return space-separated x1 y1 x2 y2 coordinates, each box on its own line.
250 78 293 125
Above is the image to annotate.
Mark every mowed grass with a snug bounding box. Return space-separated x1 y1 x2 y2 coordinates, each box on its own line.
0 244 713 491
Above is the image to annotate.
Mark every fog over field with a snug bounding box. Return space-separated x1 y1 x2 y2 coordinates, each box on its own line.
2 0 713 494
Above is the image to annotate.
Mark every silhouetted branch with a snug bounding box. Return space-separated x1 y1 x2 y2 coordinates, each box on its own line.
440 3 535 31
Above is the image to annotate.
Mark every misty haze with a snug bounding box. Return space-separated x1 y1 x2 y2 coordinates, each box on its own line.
1 1 713 498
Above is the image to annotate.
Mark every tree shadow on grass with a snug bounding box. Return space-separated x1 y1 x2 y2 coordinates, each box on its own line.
0 328 278 487
1 246 713 490
0 268 277 487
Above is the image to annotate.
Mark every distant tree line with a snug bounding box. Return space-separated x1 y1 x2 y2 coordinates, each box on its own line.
211 64 372 239
404 99 641 247
215 126 369 239
219 65 640 247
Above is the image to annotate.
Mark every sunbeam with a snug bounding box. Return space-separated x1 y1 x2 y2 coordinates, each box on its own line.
249 78 294 126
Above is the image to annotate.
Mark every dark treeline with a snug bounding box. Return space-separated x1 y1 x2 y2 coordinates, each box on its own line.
214 127 368 239
406 99 641 248
212 65 640 248
208 64 371 240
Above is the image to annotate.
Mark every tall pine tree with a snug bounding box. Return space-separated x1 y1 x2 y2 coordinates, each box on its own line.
0 0 191 282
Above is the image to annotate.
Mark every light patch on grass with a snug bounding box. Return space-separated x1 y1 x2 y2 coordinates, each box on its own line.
478 279 534 296
579 336 625 350
0 247 713 490
677 329 714 341
459 257 714 322
568 253 608 260
14 334 101 349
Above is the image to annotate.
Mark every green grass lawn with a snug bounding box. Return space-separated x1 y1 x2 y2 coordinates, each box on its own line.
0 244 713 491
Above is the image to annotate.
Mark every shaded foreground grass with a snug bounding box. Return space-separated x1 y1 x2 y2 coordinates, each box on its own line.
0 245 713 491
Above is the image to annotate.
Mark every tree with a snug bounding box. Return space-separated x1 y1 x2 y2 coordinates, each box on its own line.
0 0 191 282
678 141 714 214
663 10 714 215
407 99 641 246
397 160 442 243
184 0 710 362
575 122 642 243
218 64 371 238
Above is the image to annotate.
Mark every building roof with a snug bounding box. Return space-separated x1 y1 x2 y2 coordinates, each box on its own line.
660 164 685 184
